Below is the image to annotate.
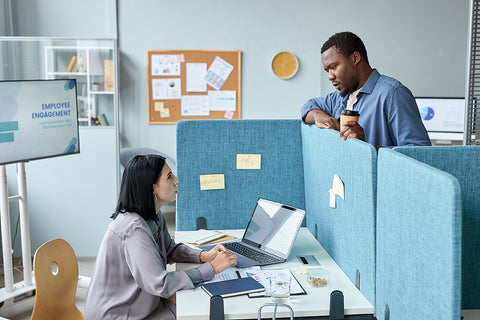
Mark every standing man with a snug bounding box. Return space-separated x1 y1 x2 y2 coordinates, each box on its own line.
301 31 431 148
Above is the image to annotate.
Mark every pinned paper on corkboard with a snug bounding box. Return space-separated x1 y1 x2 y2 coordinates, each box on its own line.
160 108 170 118
147 50 241 124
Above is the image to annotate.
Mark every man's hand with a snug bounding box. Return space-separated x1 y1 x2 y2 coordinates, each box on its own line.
339 120 365 141
305 109 340 131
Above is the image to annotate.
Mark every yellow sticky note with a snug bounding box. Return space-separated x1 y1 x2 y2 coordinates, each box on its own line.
155 102 164 111
236 154 261 170
200 174 225 190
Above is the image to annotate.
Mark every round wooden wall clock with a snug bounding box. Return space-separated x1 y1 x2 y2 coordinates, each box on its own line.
271 51 299 79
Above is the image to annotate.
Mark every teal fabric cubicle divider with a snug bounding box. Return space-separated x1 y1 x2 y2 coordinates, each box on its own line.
376 149 461 320
300 124 377 305
394 146 480 309
176 120 305 231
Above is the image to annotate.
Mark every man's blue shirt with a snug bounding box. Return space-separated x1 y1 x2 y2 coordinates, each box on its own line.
301 69 431 147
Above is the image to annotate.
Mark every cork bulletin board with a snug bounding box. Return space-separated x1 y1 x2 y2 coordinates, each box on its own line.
147 50 241 124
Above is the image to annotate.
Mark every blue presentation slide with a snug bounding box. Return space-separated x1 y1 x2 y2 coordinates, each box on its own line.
0 79 79 165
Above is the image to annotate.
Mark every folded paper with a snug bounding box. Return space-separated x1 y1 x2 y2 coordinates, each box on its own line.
329 174 345 208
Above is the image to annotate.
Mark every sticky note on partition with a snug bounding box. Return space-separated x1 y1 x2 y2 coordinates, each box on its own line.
200 174 225 190
236 154 261 170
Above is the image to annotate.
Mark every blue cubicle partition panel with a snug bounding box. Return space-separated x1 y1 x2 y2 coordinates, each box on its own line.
376 149 461 320
176 120 305 231
301 124 377 305
393 146 480 309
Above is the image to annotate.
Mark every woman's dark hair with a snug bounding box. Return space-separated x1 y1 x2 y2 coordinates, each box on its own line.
321 31 370 65
112 154 166 220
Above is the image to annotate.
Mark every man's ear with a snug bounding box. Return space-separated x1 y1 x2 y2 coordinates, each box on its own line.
352 51 362 66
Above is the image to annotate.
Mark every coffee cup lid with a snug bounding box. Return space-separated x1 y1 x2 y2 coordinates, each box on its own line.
341 109 360 116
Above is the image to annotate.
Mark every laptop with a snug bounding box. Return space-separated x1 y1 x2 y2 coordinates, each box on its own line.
201 198 305 267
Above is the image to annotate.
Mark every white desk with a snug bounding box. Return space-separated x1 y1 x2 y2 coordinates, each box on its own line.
175 228 374 320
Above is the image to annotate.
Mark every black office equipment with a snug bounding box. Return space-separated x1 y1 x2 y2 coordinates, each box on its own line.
209 295 224 320
329 290 345 320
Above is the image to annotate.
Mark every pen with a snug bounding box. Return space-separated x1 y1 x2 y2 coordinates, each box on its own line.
235 270 241 278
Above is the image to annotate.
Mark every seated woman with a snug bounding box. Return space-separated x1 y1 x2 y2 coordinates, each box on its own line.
84 154 236 320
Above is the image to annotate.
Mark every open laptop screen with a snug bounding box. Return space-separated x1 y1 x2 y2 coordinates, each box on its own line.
242 198 305 259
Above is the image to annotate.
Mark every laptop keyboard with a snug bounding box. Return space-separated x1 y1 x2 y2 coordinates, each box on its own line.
224 242 278 264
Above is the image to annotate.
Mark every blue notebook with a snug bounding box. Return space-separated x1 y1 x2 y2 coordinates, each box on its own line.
201 277 265 298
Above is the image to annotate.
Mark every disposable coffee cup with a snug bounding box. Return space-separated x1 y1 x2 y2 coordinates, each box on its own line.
340 109 360 131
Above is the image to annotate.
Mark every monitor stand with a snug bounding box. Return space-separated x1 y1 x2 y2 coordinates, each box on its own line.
0 163 91 317
0 163 35 312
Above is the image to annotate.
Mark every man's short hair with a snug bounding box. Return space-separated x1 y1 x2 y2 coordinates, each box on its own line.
321 31 369 65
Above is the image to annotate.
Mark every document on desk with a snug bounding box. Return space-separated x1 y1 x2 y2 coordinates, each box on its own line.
245 268 305 298
203 267 304 298
204 266 261 284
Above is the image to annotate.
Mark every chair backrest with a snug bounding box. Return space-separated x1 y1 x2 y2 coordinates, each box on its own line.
119 147 176 175
31 238 83 320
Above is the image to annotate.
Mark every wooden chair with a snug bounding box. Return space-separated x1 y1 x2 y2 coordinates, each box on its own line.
31 238 83 320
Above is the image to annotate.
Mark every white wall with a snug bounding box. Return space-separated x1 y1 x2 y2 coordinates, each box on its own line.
117 0 469 160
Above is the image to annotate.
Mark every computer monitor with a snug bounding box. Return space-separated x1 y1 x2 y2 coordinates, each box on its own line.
415 97 465 133
0 79 80 165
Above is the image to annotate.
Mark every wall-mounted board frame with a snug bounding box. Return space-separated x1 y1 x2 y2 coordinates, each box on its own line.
147 50 241 124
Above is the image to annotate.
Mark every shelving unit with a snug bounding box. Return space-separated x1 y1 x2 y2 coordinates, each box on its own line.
0 37 120 316
45 45 116 127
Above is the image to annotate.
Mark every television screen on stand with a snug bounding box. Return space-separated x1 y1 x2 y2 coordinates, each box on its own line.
0 79 80 165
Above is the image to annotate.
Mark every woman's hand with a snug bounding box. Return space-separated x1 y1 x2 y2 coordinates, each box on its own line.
210 250 237 274
200 243 227 262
